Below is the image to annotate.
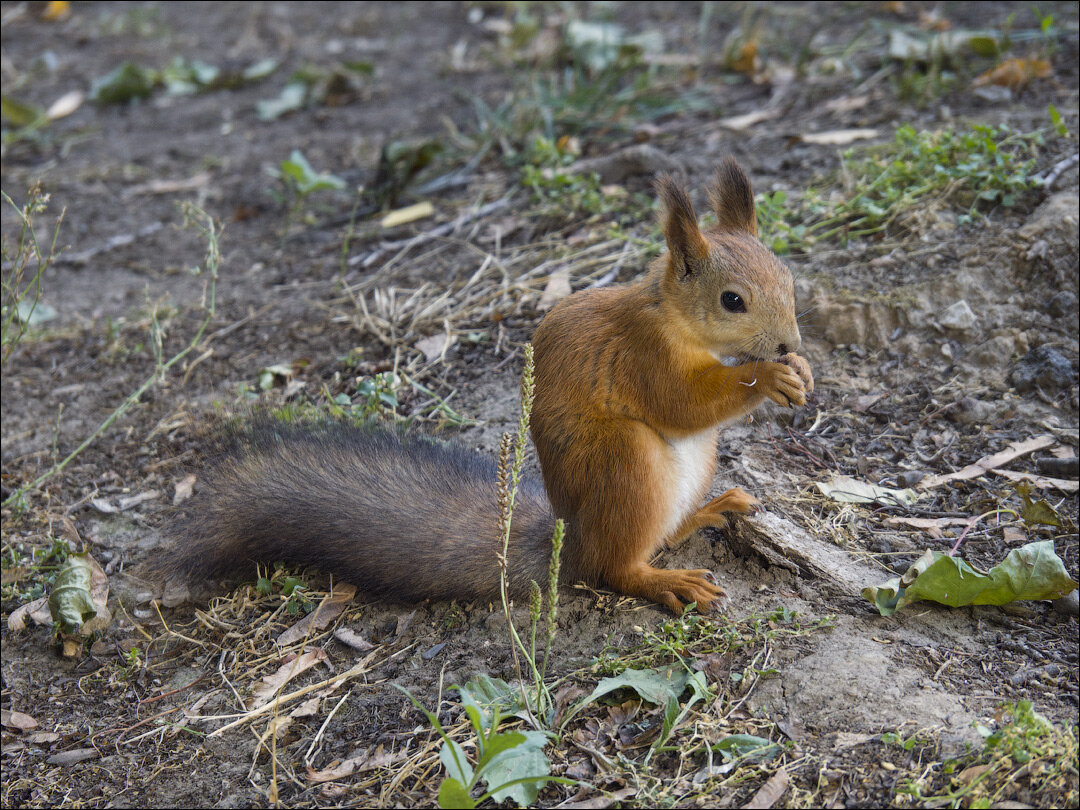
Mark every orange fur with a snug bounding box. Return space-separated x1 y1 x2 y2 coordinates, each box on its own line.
531 158 813 613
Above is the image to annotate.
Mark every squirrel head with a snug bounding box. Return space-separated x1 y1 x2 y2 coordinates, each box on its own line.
655 158 800 363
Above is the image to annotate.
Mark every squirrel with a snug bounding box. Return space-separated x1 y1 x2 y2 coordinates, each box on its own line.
149 158 813 614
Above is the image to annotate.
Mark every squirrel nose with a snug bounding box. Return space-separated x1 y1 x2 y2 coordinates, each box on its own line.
778 343 789 356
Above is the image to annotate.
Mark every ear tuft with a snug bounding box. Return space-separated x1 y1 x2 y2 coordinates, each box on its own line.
707 157 757 236
655 174 708 277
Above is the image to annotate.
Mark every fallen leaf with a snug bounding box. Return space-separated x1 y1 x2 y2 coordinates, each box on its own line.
41 1 70 21
817 475 919 506
728 40 759 75
48 554 110 637
992 469 1078 493
918 435 1056 489
248 649 329 709
1 710 39 731
414 333 457 363
380 201 435 229
863 540 1078 616
306 747 406 782
332 626 375 651
743 768 789 809
46 748 97 766
173 474 196 506
973 58 1052 89
801 128 879 145
276 583 357 647
955 763 994 785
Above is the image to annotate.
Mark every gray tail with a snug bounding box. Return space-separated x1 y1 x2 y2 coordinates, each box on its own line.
146 422 558 603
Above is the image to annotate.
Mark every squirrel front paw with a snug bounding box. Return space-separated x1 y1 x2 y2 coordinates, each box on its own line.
778 352 814 395
761 355 811 408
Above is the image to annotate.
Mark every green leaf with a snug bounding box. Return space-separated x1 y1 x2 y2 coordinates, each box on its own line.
48 554 99 634
439 739 474 788
862 541 1078 616
437 777 475 810
481 730 551 806
648 670 710 762
713 734 784 763
1 95 46 127
562 666 694 727
90 62 158 104
243 58 279 81
257 82 307 121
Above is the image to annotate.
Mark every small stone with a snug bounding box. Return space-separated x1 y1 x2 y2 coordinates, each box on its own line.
1011 345 1075 393
1047 291 1077 319
939 300 977 333
896 470 925 488
1051 590 1079 617
948 397 995 425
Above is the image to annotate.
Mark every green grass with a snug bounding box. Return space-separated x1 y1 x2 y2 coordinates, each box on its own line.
757 121 1050 254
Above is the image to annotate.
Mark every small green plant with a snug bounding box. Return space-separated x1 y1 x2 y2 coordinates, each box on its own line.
1 186 64 368
269 149 346 233
398 680 567 809
895 701 1078 807
494 344 567 727
255 568 312 616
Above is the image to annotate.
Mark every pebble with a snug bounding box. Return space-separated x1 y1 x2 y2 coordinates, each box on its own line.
939 300 977 333
1011 345 1075 393
1052 590 1079 617
1047 291 1077 319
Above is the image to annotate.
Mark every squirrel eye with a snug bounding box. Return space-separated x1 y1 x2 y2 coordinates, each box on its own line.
721 291 746 313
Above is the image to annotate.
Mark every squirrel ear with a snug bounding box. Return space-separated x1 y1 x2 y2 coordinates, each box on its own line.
656 174 708 277
708 157 757 236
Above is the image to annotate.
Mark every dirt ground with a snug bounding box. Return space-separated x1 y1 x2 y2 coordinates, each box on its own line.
2 2 1078 808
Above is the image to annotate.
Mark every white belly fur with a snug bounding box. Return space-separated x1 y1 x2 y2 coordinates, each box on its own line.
660 428 718 541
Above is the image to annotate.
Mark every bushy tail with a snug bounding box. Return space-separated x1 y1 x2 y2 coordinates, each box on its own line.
146 422 558 603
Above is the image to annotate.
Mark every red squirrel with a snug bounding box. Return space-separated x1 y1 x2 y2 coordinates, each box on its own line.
151 158 813 614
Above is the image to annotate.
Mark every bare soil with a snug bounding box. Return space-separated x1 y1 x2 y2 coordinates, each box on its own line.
2 2 1077 808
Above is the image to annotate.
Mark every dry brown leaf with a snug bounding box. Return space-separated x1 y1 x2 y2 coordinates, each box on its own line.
729 40 760 75
248 649 329 709
8 596 52 632
276 583 357 647
973 58 1052 89
1 709 39 731
332 626 376 651
305 746 405 782
991 469 1079 493
743 768 789 809
918 435 1057 489
801 128 879 145
414 332 456 363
